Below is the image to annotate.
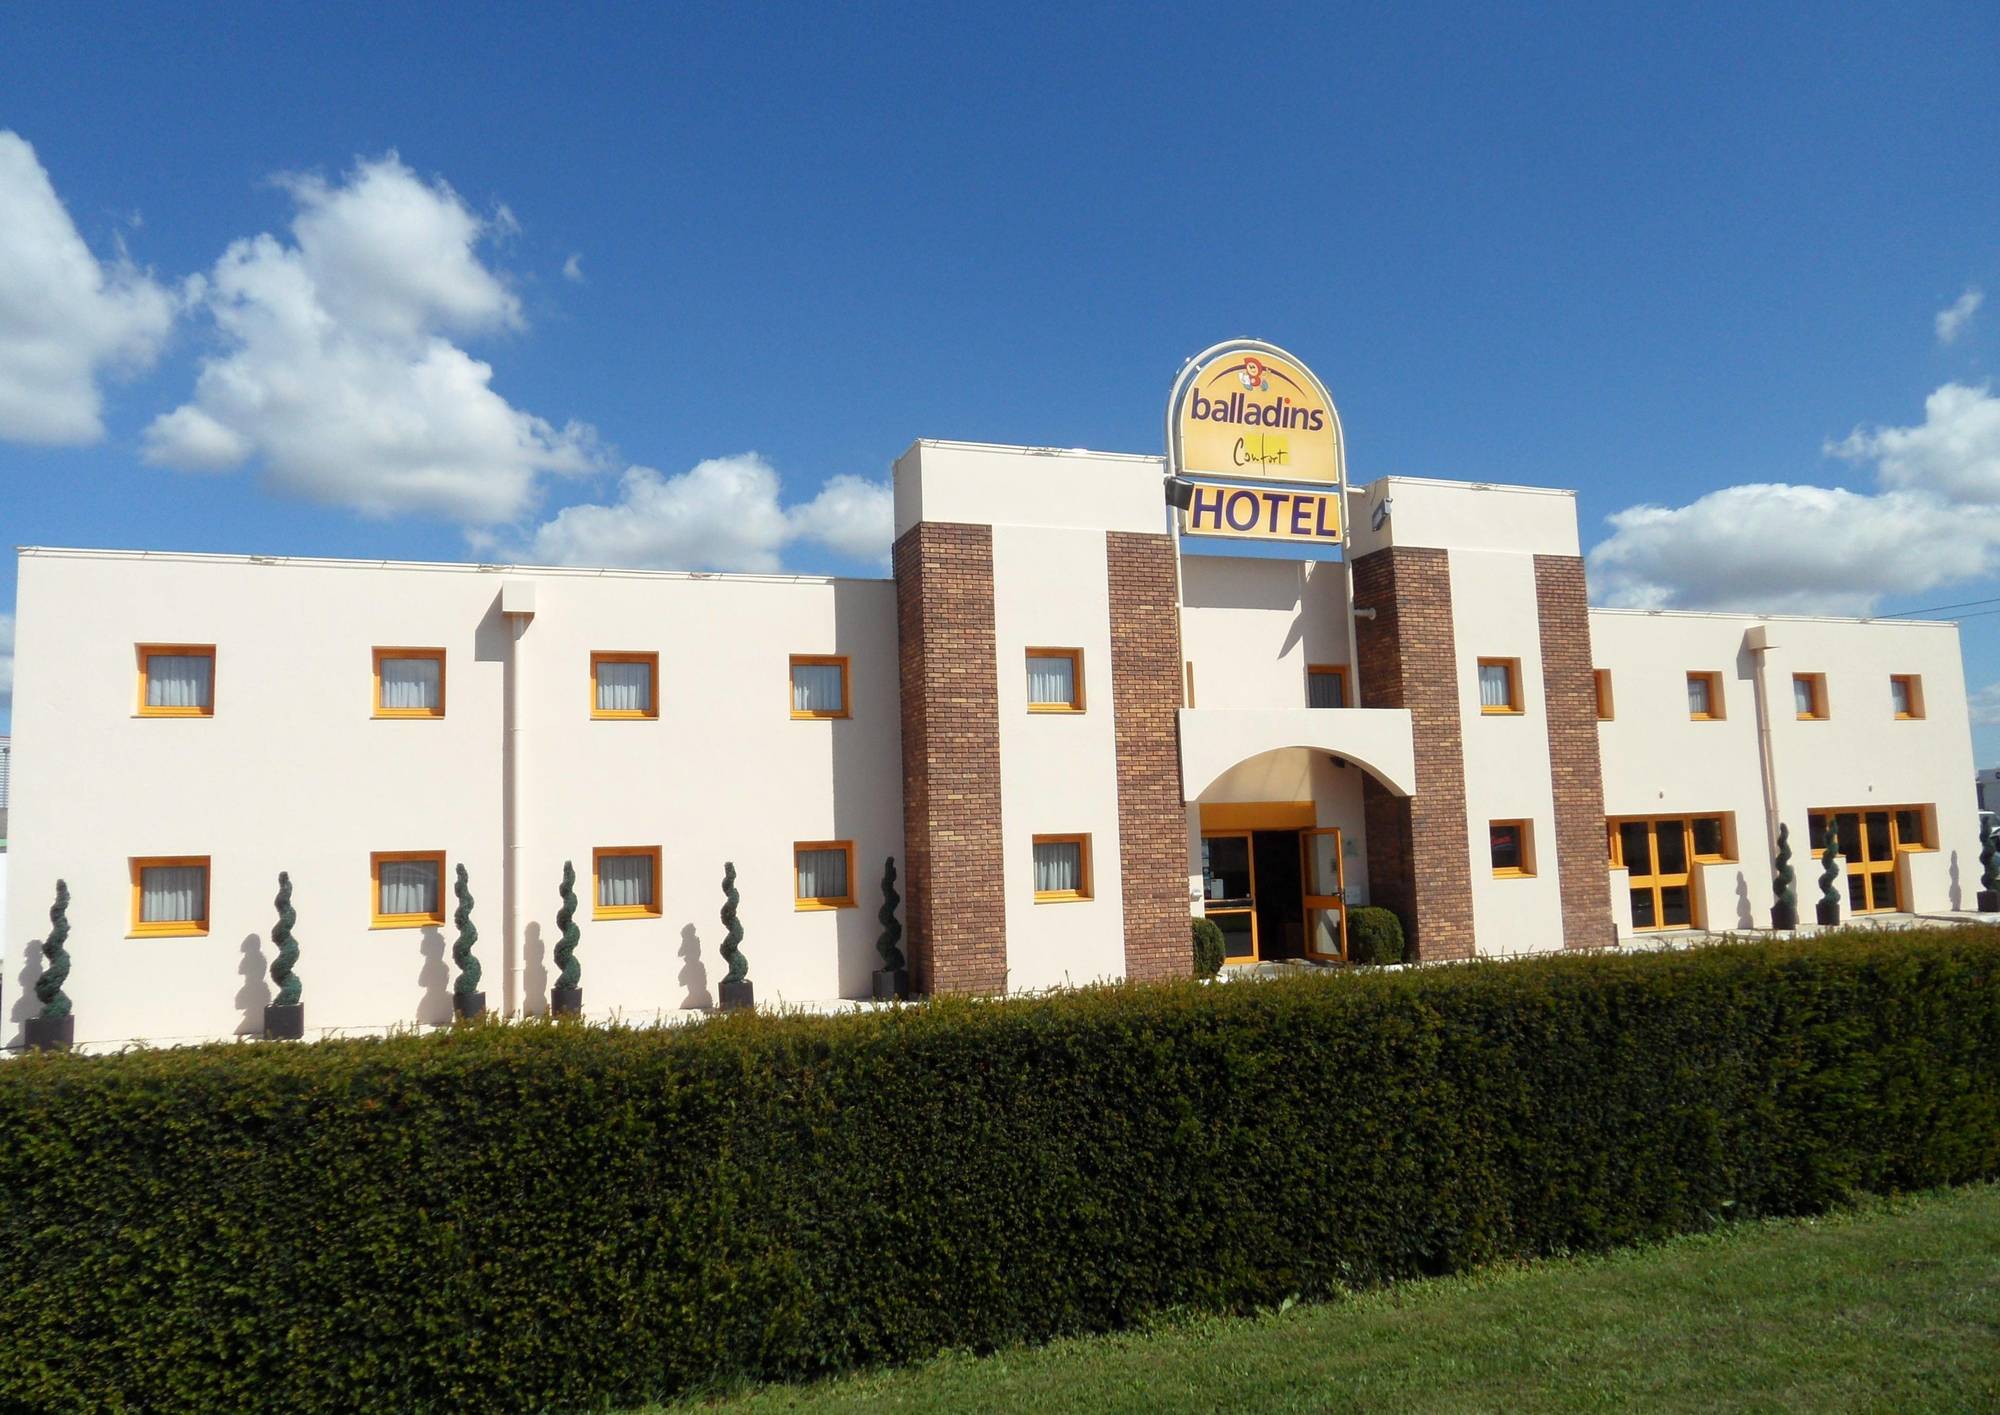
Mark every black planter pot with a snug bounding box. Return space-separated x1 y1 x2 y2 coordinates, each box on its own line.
265 1003 305 1040
872 968 909 1001
1770 901 1797 930
718 979 755 1012
1979 890 2000 913
24 1014 74 1052
1815 900 1841 926
453 990 486 1021
551 985 582 1018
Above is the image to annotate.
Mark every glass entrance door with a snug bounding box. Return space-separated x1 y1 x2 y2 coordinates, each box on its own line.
1200 832 1257 961
1301 827 1346 960
1616 818 1694 930
1809 809 1901 913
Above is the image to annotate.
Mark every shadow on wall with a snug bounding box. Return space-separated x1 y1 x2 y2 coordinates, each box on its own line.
830 580 900 1000
1733 872 1753 930
9 929 43 1049
523 921 547 1016
234 933 271 1037
416 926 451 1026
1950 851 1963 910
679 923 710 1010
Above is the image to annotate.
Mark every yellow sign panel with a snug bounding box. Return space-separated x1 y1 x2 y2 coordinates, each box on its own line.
1168 340 1346 544
1181 484 1342 544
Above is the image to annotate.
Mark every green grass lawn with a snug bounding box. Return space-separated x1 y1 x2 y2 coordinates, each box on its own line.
666 1184 2000 1413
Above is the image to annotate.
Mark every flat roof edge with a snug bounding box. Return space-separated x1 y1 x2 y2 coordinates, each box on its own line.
1590 605 1956 629
15 546 891 587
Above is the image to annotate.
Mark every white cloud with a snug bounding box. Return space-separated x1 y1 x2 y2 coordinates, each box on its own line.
0 611 13 705
0 131 176 444
1590 383 2000 613
1937 286 1983 344
1971 682 2000 728
521 453 893 573
145 153 596 524
562 253 584 283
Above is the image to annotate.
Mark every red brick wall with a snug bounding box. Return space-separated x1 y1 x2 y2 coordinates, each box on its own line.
1106 531 1189 982
1351 546 1476 961
1534 554 1616 950
893 522 1008 994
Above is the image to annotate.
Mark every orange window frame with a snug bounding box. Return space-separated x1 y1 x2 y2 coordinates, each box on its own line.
1489 820 1535 878
1890 674 1924 719
590 651 660 720
1687 671 1724 720
592 845 663 920
372 647 447 719
1593 668 1614 721
793 839 857 910
136 644 216 718
1032 833 1094 903
789 654 851 720
1477 658 1522 714
129 855 211 938
1307 663 1349 708
1025 647 1086 712
370 850 447 928
1794 673 1828 720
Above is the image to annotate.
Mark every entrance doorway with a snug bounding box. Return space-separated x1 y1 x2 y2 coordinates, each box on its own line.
1199 814 1348 963
1252 830 1304 959
1808 809 1908 913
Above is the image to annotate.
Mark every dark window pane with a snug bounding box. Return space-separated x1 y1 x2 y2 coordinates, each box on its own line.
1808 813 1828 851
1656 819 1688 875
1212 910 1255 959
1847 873 1868 911
1865 812 1891 861
1619 822 1653 877
1872 872 1899 911
1836 814 1862 858
1660 886 1691 927
1490 823 1523 872
1895 809 1925 849
1202 836 1253 904
1691 817 1725 858
1631 888 1657 928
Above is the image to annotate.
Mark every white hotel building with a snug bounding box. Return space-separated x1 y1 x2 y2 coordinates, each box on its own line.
3 438 1981 1050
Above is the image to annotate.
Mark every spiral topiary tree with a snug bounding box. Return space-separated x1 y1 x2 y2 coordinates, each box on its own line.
266 871 305 1038
27 881 74 1050
452 864 484 1019
718 861 752 1010
1980 818 2000 912
1816 818 1843 926
1770 823 1798 930
872 856 908 1000
552 860 583 1016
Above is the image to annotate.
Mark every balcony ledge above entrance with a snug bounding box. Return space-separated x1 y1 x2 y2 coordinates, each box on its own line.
1179 707 1417 800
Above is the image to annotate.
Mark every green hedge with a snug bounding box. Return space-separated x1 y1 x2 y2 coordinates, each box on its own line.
2 929 1997 1412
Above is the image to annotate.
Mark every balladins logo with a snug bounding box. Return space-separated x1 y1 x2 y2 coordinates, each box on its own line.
1186 357 1328 432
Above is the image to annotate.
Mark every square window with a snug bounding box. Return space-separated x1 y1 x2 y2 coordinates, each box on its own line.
374 648 446 718
1032 834 1093 901
1026 648 1085 711
1894 807 1933 851
593 846 662 919
790 655 850 719
1794 673 1827 720
1477 658 1522 713
1307 664 1348 709
1690 816 1730 860
1593 669 1613 721
591 652 659 719
372 851 446 928
130 856 210 937
1687 672 1723 720
1489 820 1533 877
137 645 215 717
793 840 856 909
1890 674 1924 719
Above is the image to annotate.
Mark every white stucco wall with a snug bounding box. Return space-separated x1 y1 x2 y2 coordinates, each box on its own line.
4 550 903 1050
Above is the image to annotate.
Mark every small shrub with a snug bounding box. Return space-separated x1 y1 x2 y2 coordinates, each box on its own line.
1191 916 1226 977
1347 905 1406 964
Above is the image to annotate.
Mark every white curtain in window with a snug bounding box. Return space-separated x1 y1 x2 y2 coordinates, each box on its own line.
1308 672 1343 709
596 661 652 713
380 859 439 916
1794 678 1815 715
792 662 844 713
1890 679 1910 714
1478 664 1512 709
140 865 205 923
146 655 212 709
795 847 848 900
598 855 654 908
1688 676 1711 715
1034 840 1082 893
380 657 441 710
1027 655 1076 706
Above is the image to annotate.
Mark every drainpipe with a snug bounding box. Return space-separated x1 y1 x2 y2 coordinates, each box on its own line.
1746 624 1782 856
500 580 537 1016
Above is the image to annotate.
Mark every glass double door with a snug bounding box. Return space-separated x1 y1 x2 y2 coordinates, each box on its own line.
1616 818 1694 930
1808 810 1901 913
1201 827 1346 962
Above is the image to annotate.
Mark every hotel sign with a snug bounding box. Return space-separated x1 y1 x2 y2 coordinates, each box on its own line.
1167 339 1346 545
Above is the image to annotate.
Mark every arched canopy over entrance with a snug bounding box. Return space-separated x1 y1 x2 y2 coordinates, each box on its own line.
1178 707 1415 803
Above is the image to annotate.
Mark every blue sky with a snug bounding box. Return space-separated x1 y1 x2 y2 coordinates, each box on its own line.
2 2 1997 746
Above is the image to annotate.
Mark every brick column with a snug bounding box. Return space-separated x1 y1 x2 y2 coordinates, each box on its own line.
1106 531 1189 982
1534 554 1616 949
1352 546 1475 961
893 522 1007 994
